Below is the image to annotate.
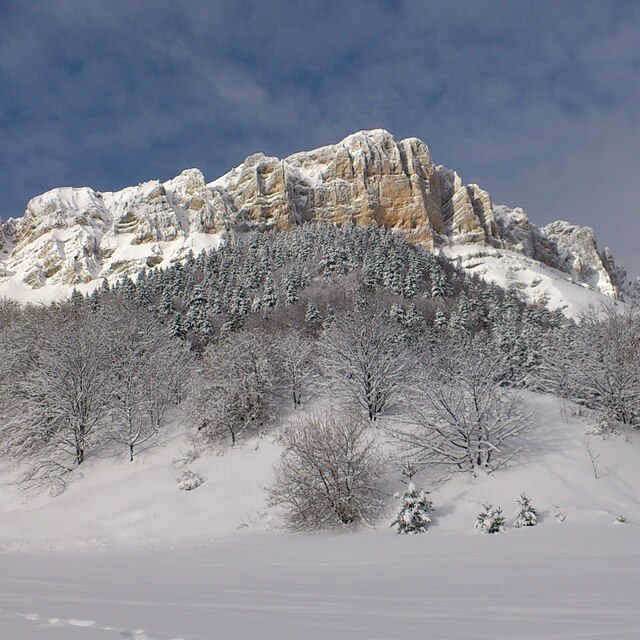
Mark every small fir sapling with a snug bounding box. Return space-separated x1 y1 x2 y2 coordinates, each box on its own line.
475 503 506 534
390 483 434 534
513 493 538 528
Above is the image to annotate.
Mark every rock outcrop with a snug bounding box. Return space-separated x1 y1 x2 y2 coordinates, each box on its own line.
0 129 628 300
208 131 445 246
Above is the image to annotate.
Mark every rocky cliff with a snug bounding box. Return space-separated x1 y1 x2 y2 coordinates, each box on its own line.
0 129 629 302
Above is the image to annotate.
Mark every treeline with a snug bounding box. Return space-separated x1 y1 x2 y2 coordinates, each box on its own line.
1 222 638 510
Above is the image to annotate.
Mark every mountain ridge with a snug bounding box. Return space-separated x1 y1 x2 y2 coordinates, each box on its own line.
0 129 633 307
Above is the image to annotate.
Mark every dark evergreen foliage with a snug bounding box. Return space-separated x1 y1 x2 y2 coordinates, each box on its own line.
83 223 568 374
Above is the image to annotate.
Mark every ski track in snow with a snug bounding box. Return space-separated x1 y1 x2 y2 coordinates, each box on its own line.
14 611 187 640
0 393 639 639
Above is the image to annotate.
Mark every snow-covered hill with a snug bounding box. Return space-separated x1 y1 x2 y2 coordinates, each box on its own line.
0 393 639 639
0 393 637 550
1 130 634 316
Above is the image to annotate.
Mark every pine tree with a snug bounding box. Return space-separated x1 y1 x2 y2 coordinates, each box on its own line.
70 288 84 307
390 302 405 322
362 255 379 289
430 264 451 300
304 302 321 326
402 261 420 299
390 483 434 534
475 503 506 534
89 289 101 310
452 293 473 335
282 270 300 306
169 312 184 339
160 290 174 317
403 303 425 332
513 493 538 528
433 307 448 332
184 286 213 336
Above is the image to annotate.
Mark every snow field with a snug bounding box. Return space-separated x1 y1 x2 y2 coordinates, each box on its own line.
443 245 625 320
1 525 639 639
0 393 639 638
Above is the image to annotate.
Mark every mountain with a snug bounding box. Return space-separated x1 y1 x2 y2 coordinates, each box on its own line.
0 129 633 312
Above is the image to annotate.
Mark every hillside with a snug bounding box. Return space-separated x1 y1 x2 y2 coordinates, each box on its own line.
0 393 639 639
0 393 638 550
1 130 633 316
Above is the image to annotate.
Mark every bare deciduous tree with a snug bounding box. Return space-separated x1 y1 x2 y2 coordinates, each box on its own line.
392 337 532 473
186 329 279 446
103 303 194 461
273 328 315 408
318 307 408 421
573 307 640 426
0 307 112 488
0 300 194 488
269 412 384 530
536 307 640 427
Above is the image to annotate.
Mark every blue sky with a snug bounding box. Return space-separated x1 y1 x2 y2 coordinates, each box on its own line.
1 0 639 274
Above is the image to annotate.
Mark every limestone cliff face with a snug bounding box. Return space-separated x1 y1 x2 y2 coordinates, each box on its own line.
209 130 445 247
0 170 225 289
541 221 619 299
0 129 628 299
436 166 496 243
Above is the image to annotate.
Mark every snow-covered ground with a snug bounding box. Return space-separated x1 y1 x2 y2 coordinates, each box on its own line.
1 394 639 639
2 524 640 640
443 245 625 320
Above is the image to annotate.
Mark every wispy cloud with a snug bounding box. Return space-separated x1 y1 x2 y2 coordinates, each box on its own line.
1 0 639 273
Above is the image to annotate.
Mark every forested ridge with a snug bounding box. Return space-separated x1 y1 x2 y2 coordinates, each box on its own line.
1 223 638 527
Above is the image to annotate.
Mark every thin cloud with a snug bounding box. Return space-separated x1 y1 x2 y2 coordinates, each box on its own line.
1 0 639 274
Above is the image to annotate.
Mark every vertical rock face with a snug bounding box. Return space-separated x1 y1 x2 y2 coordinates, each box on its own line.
211 130 445 247
437 166 496 243
103 181 182 245
6 187 109 287
165 168 223 234
541 221 619 299
0 128 629 300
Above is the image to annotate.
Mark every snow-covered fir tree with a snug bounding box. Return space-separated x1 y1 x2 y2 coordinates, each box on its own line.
403 303 425 332
304 302 321 326
475 503 506 534
390 483 434 534
513 493 538 528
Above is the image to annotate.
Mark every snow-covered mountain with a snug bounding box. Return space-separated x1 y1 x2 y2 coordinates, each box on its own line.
0 129 634 312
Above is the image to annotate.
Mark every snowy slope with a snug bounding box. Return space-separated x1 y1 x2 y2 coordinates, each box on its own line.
0 393 638 550
0 427 281 552
0 393 639 639
443 245 626 319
